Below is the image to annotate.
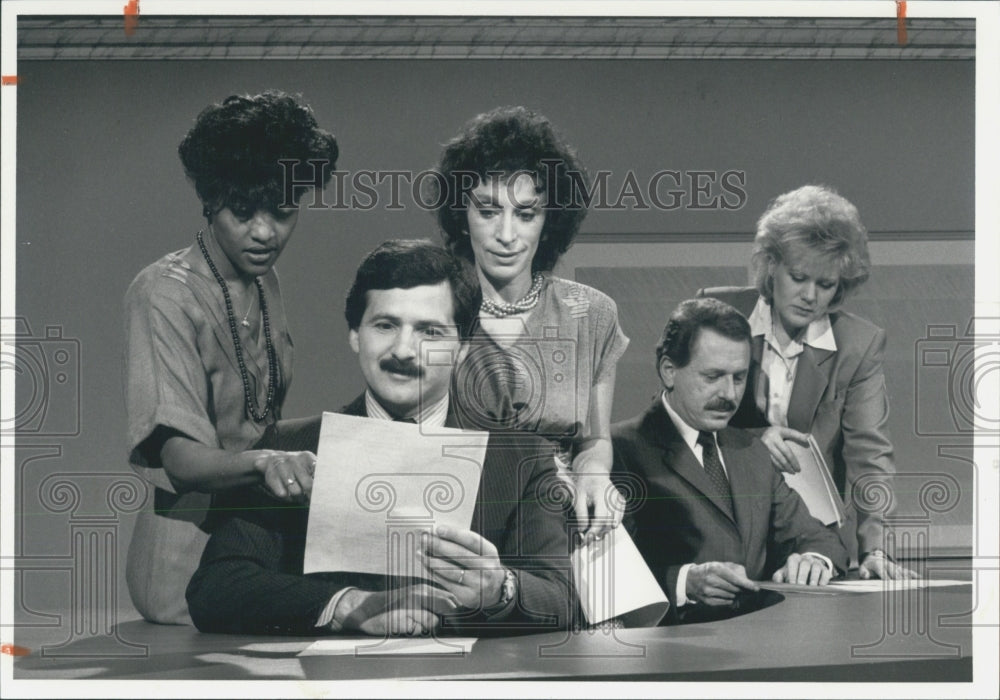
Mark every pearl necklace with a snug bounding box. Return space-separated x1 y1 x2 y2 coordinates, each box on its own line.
197 229 277 423
481 273 545 317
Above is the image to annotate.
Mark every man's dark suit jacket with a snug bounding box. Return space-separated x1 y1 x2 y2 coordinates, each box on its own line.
186 395 577 636
699 286 896 561
611 400 849 624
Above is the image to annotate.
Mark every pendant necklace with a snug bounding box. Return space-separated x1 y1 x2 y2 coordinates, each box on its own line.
196 229 277 423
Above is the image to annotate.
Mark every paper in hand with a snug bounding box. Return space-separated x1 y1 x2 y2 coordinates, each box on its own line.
303 412 488 576
572 526 669 627
782 434 845 526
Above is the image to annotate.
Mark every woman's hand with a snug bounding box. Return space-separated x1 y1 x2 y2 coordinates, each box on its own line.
571 451 625 543
859 551 919 580
251 450 316 501
160 434 314 497
760 426 811 474
570 371 625 542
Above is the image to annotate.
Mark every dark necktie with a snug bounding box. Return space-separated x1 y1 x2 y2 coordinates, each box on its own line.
697 430 733 519
394 416 417 424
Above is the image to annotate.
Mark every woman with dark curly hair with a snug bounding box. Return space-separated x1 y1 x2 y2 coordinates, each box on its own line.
123 91 339 623
700 184 916 580
435 106 629 541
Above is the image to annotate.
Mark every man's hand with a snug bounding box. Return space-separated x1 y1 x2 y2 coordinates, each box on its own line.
859 552 918 580
772 553 832 585
336 584 458 636
252 450 316 501
760 427 811 474
686 562 759 606
418 525 506 610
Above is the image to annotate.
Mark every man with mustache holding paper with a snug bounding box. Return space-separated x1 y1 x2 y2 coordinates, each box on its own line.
186 239 575 637
612 298 848 625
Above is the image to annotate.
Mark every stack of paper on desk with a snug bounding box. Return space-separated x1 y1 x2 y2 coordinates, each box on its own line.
303 412 488 576
782 434 845 527
759 579 970 594
299 637 477 656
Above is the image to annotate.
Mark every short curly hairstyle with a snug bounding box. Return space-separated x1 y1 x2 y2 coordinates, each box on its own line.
178 91 339 219
432 106 589 273
751 184 871 309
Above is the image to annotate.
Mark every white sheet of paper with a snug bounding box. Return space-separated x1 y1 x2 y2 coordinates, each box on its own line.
827 579 971 592
572 526 670 627
303 412 488 576
299 637 476 656
759 579 970 594
782 434 845 526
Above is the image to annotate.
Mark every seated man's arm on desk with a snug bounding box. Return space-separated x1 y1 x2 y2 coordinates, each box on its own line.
186 510 382 635
187 513 336 634
676 562 759 607
768 465 850 581
187 511 458 636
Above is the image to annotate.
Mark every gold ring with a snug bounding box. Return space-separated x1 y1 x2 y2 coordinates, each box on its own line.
286 477 296 485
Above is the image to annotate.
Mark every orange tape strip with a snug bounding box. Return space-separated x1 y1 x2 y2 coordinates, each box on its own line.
896 1 908 46
124 0 140 37
1 644 31 656
1 75 18 86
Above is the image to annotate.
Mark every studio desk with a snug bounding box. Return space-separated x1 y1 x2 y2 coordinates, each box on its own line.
13 574 975 683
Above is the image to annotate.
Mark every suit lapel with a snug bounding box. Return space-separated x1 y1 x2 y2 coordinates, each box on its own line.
342 394 368 418
642 403 738 527
444 397 488 533
751 334 764 367
786 345 835 433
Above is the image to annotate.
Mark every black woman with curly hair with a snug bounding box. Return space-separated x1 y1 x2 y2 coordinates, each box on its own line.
434 106 629 542
123 92 338 624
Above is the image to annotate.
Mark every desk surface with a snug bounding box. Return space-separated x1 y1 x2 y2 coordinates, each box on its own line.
12 582 973 682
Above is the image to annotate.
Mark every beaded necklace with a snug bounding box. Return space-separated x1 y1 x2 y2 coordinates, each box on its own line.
481 272 545 317
196 229 277 423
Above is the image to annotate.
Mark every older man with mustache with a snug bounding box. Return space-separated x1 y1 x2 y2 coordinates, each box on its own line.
611 298 848 625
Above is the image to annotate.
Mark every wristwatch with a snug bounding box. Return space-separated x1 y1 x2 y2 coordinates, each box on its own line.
865 548 896 563
498 568 517 606
484 568 517 615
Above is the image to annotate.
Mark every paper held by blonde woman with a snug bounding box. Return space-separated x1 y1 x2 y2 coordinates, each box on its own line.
782 434 846 527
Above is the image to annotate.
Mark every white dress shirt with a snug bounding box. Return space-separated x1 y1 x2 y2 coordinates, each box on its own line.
363 389 449 428
747 297 837 428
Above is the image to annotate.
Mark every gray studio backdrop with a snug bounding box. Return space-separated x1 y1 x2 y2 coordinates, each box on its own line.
13 54 973 620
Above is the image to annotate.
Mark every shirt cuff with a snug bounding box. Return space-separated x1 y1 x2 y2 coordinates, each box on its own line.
801 552 834 574
315 587 356 631
676 563 694 607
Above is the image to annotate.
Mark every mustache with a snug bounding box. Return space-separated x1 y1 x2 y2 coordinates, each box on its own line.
704 398 737 412
380 358 423 377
